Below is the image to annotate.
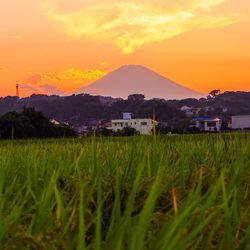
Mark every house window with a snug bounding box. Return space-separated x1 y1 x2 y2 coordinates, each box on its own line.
141 122 147 125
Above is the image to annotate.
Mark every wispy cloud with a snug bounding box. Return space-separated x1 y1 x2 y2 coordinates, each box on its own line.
41 0 245 54
40 84 65 95
20 84 65 95
27 68 107 85
20 84 39 92
24 68 107 94
40 68 107 83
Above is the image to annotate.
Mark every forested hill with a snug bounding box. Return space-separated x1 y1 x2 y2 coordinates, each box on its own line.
0 91 249 126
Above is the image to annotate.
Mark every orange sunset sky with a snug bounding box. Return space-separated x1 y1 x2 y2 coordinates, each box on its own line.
0 0 250 97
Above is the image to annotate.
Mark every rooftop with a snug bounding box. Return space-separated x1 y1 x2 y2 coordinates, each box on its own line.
194 116 221 122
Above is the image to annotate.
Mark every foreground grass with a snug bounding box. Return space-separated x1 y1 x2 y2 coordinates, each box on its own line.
0 134 249 249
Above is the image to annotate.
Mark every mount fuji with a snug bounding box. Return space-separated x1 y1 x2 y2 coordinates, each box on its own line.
77 65 204 100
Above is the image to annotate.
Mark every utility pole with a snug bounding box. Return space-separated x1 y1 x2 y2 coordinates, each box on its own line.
153 108 156 135
16 84 20 98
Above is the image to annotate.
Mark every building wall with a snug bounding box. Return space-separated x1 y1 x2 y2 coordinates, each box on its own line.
232 115 250 129
196 120 221 131
204 121 221 131
110 119 157 135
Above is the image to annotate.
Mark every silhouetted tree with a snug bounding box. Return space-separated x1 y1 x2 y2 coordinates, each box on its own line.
116 127 139 136
128 94 145 102
0 108 77 139
208 89 221 99
1 92 250 128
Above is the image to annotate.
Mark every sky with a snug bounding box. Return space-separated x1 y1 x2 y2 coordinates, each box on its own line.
0 0 250 97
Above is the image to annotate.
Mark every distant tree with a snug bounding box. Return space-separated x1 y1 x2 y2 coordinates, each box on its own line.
0 111 23 139
198 109 206 116
155 124 171 134
96 127 113 137
94 127 139 137
185 126 200 134
1 92 250 128
0 107 77 139
128 94 145 102
199 98 207 104
221 121 229 131
52 124 78 138
116 127 139 136
171 127 185 134
208 89 221 99
178 98 200 108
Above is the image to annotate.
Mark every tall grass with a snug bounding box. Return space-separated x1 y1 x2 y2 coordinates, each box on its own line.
0 134 249 249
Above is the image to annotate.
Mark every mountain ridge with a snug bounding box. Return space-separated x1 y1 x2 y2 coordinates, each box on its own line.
76 64 204 100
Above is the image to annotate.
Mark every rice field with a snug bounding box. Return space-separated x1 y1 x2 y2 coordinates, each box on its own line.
0 134 249 249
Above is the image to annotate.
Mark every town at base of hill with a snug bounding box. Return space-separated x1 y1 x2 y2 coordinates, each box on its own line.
0 91 249 135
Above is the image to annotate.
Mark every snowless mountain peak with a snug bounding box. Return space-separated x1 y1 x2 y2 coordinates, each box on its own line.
77 65 204 100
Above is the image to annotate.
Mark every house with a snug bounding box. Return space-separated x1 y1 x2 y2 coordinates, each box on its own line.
108 113 158 135
75 119 111 135
231 115 250 130
192 116 222 132
50 119 60 125
180 106 201 117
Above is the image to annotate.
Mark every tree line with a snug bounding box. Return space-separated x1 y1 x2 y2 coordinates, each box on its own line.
0 107 77 139
0 91 249 132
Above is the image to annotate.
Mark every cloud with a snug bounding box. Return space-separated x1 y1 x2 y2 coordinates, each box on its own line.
39 84 65 95
20 84 65 95
27 74 42 84
20 84 39 92
41 0 245 54
27 68 107 85
39 68 107 83
24 68 107 94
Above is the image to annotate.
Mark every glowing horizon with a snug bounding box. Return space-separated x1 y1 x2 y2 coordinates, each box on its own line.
0 0 250 97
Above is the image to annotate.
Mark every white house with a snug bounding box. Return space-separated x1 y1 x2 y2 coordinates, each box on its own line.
108 113 158 135
180 106 201 117
180 106 191 112
193 117 222 132
50 119 60 125
231 115 250 130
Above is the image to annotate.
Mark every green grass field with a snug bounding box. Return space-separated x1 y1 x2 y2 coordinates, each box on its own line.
0 134 249 249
